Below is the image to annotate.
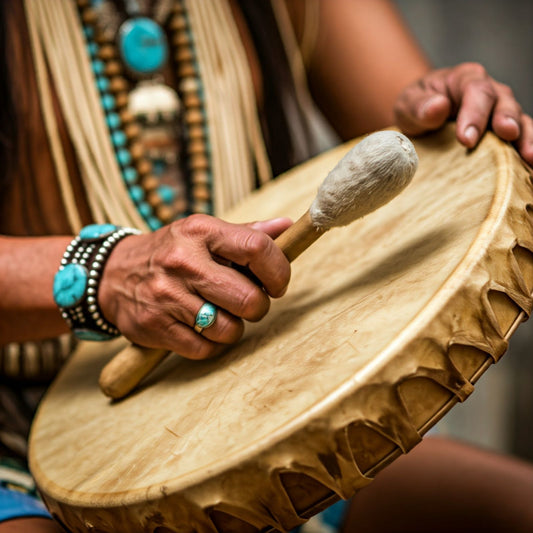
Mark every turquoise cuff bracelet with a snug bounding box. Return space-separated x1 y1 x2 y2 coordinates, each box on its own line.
53 224 141 341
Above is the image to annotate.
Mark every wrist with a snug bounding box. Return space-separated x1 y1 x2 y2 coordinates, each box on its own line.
53 224 141 341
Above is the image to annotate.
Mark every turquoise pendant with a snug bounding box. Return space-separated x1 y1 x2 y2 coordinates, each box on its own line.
118 17 168 76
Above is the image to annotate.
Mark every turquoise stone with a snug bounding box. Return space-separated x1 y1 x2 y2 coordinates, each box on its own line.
123 167 138 184
92 59 105 75
106 112 121 130
148 216 163 230
117 148 132 166
111 130 127 147
118 17 168 75
53 264 88 308
195 302 217 329
83 26 94 39
129 184 145 202
157 184 176 203
96 76 110 92
152 159 166 176
137 201 152 217
101 94 116 111
79 223 117 240
87 42 99 57
74 329 116 341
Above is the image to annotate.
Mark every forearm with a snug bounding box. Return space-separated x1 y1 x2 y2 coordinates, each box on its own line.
0 236 72 344
303 0 431 139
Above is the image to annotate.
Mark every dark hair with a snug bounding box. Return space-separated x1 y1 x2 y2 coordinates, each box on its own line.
0 0 17 193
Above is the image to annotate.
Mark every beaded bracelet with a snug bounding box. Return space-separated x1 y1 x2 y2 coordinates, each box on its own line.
53 224 141 341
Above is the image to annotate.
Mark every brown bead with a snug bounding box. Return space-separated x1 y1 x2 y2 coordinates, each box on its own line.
76 0 90 9
141 175 159 192
193 183 210 201
187 138 205 155
93 30 111 46
119 109 134 125
183 92 201 108
105 61 122 77
172 32 190 48
185 108 204 126
187 124 205 140
81 7 97 25
156 204 175 223
147 191 162 208
177 62 196 79
129 142 145 161
124 123 141 139
136 159 152 176
192 170 210 185
114 92 129 109
171 1 185 14
97 45 116 61
109 77 128 94
174 46 193 63
189 153 209 170
168 14 187 31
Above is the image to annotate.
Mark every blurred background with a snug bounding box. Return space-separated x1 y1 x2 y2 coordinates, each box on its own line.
393 0 533 461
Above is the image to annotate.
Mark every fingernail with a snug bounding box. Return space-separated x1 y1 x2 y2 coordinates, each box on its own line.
464 125 479 146
503 116 520 134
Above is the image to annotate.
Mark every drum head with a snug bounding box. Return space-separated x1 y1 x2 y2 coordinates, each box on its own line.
29 125 533 532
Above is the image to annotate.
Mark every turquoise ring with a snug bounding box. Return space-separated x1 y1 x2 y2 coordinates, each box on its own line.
194 302 218 334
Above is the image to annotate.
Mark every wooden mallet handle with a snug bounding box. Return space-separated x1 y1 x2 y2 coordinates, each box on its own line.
99 131 418 399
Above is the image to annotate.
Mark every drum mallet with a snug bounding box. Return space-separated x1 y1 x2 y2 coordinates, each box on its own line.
99 130 418 399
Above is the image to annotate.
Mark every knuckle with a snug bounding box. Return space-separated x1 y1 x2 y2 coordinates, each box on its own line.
241 230 269 258
178 214 212 238
238 286 269 320
459 61 487 77
218 317 244 344
166 245 194 273
149 276 174 302
498 83 514 98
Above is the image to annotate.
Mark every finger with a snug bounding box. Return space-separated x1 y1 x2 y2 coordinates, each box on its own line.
448 66 497 148
208 224 291 298
515 114 533 166
394 72 452 136
194 261 272 322
125 317 223 360
490 82 522 142
181 297 245 344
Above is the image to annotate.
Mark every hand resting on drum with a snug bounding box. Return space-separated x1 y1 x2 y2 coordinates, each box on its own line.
99 131 418 399
394 62 533 164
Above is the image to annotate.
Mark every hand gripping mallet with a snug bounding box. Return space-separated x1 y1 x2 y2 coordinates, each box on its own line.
99 131 419 399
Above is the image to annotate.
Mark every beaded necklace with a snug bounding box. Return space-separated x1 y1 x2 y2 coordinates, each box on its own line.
76 0 212 230
25 0 273 231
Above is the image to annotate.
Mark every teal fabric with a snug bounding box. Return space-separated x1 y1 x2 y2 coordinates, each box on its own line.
0 487 51 522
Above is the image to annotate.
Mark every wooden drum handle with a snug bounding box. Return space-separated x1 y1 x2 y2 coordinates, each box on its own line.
99 212 319 399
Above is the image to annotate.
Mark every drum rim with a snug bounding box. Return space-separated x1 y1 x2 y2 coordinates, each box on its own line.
29 128 533 527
